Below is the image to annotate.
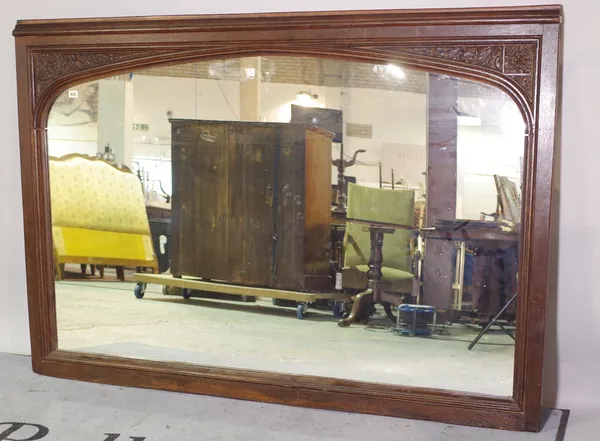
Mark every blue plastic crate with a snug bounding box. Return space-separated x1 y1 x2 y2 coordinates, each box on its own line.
395 304 436 337
397 304 436 314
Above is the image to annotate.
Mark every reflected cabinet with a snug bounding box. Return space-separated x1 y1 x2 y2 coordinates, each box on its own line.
14 5 562 433
171 120 333 291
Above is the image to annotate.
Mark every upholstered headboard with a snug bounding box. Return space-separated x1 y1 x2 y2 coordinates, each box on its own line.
49 154 157 269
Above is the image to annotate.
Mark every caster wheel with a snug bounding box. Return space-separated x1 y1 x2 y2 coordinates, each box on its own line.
296 303 308 320
162 285 170 295
272 298 280 306
242 295 256 303
182 288 191 300
134 282 146 299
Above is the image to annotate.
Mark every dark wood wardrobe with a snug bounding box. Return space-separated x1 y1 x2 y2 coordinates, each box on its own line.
170 119 334 292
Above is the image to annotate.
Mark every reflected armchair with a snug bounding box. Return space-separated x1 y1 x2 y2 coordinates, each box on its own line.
338 183 421 327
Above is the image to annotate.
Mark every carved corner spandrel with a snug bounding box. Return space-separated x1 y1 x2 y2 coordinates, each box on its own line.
390 43 538 103
32 51 160 105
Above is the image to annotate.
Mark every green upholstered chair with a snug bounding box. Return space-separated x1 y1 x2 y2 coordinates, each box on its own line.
341 182 418 322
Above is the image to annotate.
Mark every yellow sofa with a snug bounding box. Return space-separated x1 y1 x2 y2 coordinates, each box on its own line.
49 154 158 279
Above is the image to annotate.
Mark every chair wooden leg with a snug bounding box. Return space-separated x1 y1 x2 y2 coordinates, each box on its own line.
338 228 392 327
57 263 65 281
90 265 96 276
380 291 405 307
116 266 125 281
98 265 105 279
338 289 373 327
80 264 87 275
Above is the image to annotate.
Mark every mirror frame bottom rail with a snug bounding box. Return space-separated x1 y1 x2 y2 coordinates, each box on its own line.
13 5 562 432
44 350 524 429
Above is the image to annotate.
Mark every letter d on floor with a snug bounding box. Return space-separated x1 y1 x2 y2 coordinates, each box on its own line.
0 423 49 441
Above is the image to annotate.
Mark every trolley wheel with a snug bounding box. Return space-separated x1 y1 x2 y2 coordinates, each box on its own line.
383 302 398 323
134 282 146 299
182 288 191 300
241 295 256 303
296 303 308 320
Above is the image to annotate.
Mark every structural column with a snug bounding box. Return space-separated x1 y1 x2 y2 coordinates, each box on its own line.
239 58 262 121
322 59 343 110
422 74 458 310
97 76 134 167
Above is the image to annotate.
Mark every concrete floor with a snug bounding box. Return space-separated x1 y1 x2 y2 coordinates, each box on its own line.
0 353 568 441
55 279 515 396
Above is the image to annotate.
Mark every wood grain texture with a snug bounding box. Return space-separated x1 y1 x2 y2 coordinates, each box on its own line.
12 6 562 36
304 128 333 285
230 124 278 286
519 22 562 432
13 6 562 432
170 120 331 291
423 74 458 310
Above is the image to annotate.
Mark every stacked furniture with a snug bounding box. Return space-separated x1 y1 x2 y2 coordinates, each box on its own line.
49 154 158 280
170 119 334 292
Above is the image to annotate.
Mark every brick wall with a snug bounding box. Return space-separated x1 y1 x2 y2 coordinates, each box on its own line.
261 56 323 85
135 56 502 99
343 63 427 94
139 59 241 81
346 123 373 139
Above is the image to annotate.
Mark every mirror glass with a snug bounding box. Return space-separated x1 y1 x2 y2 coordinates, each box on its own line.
48 56 524 396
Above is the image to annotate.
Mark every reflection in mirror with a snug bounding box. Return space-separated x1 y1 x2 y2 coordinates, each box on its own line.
48 56 524 397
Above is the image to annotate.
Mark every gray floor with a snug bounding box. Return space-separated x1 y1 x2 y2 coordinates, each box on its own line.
55 279 515 396
0 353 568 441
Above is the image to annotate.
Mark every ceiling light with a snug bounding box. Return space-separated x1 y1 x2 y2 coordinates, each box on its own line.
295 92 317 107
385 64 405 79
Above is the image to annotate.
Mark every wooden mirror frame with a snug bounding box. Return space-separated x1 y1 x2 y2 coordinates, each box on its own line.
13 5 562 432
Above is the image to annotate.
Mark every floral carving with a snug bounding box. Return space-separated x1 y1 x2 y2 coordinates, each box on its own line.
503 44 535 75
402 46 504 72
33 52 154 103
32 43 538 105
383 43 537 103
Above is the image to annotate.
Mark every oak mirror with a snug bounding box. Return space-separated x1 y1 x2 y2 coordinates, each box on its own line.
14 6 562 433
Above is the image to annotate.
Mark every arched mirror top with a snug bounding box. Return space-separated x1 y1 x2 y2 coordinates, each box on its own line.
31 47 540 128
14 6 562 128
32 48 538 134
